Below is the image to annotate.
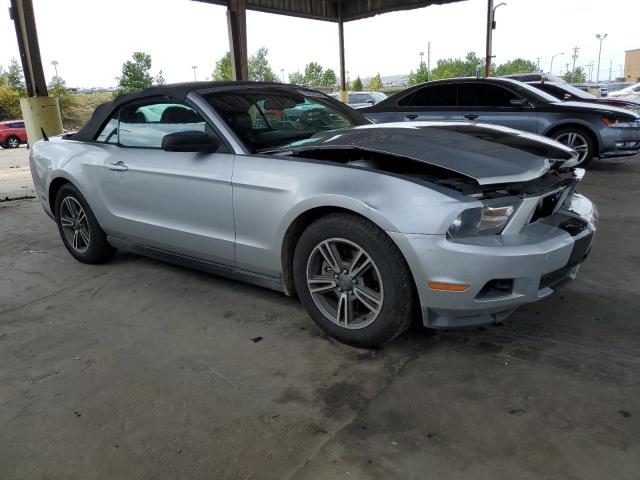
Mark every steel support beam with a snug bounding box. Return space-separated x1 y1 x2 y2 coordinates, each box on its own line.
9 0 48 96
338 0 347 102
227 0 248 80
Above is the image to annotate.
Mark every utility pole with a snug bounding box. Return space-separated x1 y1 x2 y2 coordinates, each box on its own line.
427 41 431 81
571 46 579 83
192 65 197 82
485 1 506 77
536 57 541 72
280 68 285 82
595 33 607 82
51 60 59 78
419 51 424 66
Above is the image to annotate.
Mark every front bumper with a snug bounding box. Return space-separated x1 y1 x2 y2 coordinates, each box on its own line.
389 194 597 328
599 126 640 158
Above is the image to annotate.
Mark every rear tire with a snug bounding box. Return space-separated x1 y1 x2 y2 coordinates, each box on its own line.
5 136 20 148
54 184 116 264
293 213 416 348
550 126 596 167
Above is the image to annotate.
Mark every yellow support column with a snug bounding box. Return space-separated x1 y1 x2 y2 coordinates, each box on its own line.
19 96 63 147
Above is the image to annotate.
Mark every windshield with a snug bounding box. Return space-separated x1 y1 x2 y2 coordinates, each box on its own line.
505 80 560 103
203 88 369 152
557 83 595 99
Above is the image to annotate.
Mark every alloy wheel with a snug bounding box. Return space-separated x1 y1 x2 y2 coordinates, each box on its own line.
59 196 91 253
7 137 19 148
306 238 384 330
554 132 589 164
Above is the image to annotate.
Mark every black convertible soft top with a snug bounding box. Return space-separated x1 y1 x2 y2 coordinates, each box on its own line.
71 81 296 142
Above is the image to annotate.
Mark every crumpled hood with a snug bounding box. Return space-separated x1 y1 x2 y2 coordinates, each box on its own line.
275 121 577 185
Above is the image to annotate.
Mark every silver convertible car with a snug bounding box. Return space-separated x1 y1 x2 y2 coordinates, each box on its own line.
30 82 598 347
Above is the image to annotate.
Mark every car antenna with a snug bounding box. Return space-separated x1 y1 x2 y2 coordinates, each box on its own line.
41 127 49 141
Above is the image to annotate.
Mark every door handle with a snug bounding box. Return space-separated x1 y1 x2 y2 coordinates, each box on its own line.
107 161 128 172
464 114 479 120
405 114 418 120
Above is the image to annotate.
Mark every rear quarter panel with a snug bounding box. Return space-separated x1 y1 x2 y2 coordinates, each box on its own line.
30 138 112 221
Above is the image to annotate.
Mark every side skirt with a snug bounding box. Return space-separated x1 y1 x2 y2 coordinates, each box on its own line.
107 236 285 293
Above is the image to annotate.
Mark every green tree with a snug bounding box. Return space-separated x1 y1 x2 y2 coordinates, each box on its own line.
430 52 484 80
303 62 324 86
351 76 363 91
494 58 538 77
562 66 587 83
48 75 74 118
0 86 22 120
288 71 305 85
155 70 166 85
249 47 278 82
408 62 429 85
321 68 337 87
368 73 383 91
114 51 154 97
213 52 233 80
5 58 26 93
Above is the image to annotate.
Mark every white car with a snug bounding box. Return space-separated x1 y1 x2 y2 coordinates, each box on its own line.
329 91 388 109
608 82 640 98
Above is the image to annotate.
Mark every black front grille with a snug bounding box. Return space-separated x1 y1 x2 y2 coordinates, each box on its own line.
530 190 563 223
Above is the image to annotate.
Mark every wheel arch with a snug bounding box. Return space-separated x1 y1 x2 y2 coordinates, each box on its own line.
48 176 72 215
280 204 408 297
544 122 600 154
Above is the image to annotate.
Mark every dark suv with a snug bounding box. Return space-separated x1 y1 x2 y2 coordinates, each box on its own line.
363 77 640 166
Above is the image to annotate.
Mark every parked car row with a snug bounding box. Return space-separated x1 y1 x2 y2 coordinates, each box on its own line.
0 120 27 148
360 77 640 166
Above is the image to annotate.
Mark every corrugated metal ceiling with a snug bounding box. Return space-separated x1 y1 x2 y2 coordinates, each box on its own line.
195 0 465 22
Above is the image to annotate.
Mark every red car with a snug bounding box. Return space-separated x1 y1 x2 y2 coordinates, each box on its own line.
0 120 28 148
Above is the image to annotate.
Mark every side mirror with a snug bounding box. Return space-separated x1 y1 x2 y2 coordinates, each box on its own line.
161 131 219 153
563 93 572 101
510 98 528 107
366 99 375 104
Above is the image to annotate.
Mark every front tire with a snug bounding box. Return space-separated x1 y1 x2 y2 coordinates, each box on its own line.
5 136 20 148
293 213 416 348
54 184 116 264
551 127 595 167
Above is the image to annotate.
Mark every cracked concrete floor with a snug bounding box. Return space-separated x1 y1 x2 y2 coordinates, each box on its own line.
1 153 639 479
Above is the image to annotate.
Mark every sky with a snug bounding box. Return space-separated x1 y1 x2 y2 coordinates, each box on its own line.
1 0 638 88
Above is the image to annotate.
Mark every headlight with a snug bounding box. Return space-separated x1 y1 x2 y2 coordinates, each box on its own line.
447 198 521 238
602 118 640 128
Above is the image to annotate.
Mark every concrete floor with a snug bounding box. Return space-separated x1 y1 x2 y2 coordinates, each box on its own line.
1 148 639 479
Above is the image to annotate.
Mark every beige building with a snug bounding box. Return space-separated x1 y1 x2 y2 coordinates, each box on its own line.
624 48 640 82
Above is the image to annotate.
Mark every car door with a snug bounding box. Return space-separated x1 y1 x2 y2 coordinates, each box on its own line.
459 82 538 133
93 99 236 266
396 83 463 122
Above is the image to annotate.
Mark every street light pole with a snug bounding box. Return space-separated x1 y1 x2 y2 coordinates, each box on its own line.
192 65 197 82
485 1 506 77
51 60 59 78
550 52 564 75
595 33 607 82
427 41 431 81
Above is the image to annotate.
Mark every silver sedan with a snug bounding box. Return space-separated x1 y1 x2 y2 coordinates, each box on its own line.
30 82 597 347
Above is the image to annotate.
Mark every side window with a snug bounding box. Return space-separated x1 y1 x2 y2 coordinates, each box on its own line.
118 102 206 148
459 83 518 107
96 115 119 144
399 84 457 107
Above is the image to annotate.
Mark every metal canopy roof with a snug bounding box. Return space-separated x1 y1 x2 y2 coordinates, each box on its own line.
195 0 464 22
